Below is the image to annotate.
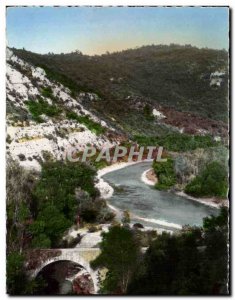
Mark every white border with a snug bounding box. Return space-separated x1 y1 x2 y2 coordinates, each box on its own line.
0 1 233 299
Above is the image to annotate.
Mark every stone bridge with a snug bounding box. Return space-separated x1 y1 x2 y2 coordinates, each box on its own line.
26 247 147 294
26 248 101 293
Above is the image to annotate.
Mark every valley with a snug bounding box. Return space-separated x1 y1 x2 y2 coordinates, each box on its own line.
6 44 229 295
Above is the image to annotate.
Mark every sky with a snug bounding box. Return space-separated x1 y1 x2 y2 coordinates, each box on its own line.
6 6 229 55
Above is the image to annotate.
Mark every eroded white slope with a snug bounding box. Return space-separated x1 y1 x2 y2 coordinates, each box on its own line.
6 49 116 170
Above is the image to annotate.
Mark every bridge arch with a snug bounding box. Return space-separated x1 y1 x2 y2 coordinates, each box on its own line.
29 249 100 293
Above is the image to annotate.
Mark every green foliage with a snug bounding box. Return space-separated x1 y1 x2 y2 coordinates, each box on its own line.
35 160 98 202
6 159 113 294
143 104 154 121
128 208 229 295
31 161 98 246
32 205 71 246
185 161 228 197
6 159 37 252
203 206 228 230
91 226 140 294
37 64 82 96
153 157 176 190
66 111 105 135
134 133 219 152
6 252 27 295
7 159 111 257
41 86 54 99
31 233 51 248
12 45 228 123
26 99 61 122
92 158 110 170
6 252 47 295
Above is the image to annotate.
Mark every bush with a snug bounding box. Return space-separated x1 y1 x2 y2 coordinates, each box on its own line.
37 64 81 96
128 208 228 295
13 45 228 123
153 157 176 190
41 150 54 162
91 226 141 294
66 111 105 135
7 252 27 294
18 153 26 161
29 161 99 246
26 99 61 122
41 86 54 99
134 133 219 152
185 161 228 198
143 104 154 121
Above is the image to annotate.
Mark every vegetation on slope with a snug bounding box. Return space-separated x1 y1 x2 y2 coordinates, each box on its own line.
185 161 228 198
134 133 219 152
6 159 114 294
26 98 61 122
66 111 105 135
127 207 228 295
153 157 176 190
91 226 140 294
12 44 229 123
90 208 228 295
26 95 105 134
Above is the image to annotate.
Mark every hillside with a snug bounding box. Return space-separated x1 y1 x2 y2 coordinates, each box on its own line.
12 45 229 129
6 45 229 295
6 48 121 170
6 45 229 170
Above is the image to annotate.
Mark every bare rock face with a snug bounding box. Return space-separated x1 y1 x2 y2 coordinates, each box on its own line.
72 272 94 294
6 48 117 171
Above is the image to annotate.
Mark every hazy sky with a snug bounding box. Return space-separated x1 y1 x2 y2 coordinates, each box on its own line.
6 6 229 55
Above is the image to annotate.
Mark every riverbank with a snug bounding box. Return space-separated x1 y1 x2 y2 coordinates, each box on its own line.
140 167 228 209
176 191 229 209
94 160 222 234
95 160 153 199
94 160 177 233
141 168 158 186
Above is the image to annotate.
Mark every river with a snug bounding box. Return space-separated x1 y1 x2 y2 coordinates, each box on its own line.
102 162 218 231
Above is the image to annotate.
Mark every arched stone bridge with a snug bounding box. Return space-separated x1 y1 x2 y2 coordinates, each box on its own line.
26 248 101 293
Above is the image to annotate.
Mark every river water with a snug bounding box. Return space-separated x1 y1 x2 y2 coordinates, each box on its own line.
102 162 218 230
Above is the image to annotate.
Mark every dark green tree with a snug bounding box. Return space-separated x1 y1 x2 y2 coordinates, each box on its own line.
91 226 140 294
185 162 228 197
128 208 229 295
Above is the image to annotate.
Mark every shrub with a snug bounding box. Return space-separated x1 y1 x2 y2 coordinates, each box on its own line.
29 161 99 247
66 111 105 135
41 86 54 99
13 45 228 124
143 104 154 121
41 150 54 162
153 157 176 190
134 133 219 152
26 99 61 122
6 134 12 144
18 154 26 161
185 161 228 198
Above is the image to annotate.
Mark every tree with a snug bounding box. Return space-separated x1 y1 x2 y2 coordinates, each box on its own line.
32 204 71 247
6 159 37 252
127 208 229 295
153 156 176 190
185 162 228 197
91 226 140 294
7 252 27 295
201 207 228 294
